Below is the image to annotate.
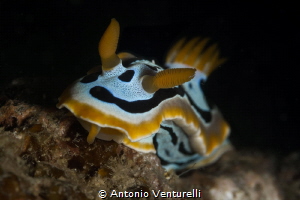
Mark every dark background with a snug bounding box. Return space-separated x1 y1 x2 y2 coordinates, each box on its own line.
1 1 299 152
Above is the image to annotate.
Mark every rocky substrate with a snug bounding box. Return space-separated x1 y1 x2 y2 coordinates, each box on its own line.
0 77 299 200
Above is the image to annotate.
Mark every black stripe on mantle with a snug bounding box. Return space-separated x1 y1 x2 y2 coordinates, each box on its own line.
90 86 184 113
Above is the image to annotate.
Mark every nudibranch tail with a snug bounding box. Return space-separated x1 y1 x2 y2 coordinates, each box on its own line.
142 68 196 93
98 18 121 71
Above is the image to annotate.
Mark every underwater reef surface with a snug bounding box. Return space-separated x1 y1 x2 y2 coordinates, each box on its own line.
0 77 299 200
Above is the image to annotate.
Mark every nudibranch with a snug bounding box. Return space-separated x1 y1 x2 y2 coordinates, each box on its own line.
57 19 231 171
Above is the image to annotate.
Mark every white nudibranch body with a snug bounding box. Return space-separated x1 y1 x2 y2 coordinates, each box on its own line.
57 19 231 171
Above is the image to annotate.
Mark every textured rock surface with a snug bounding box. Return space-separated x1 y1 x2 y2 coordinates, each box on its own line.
0 77 299 200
